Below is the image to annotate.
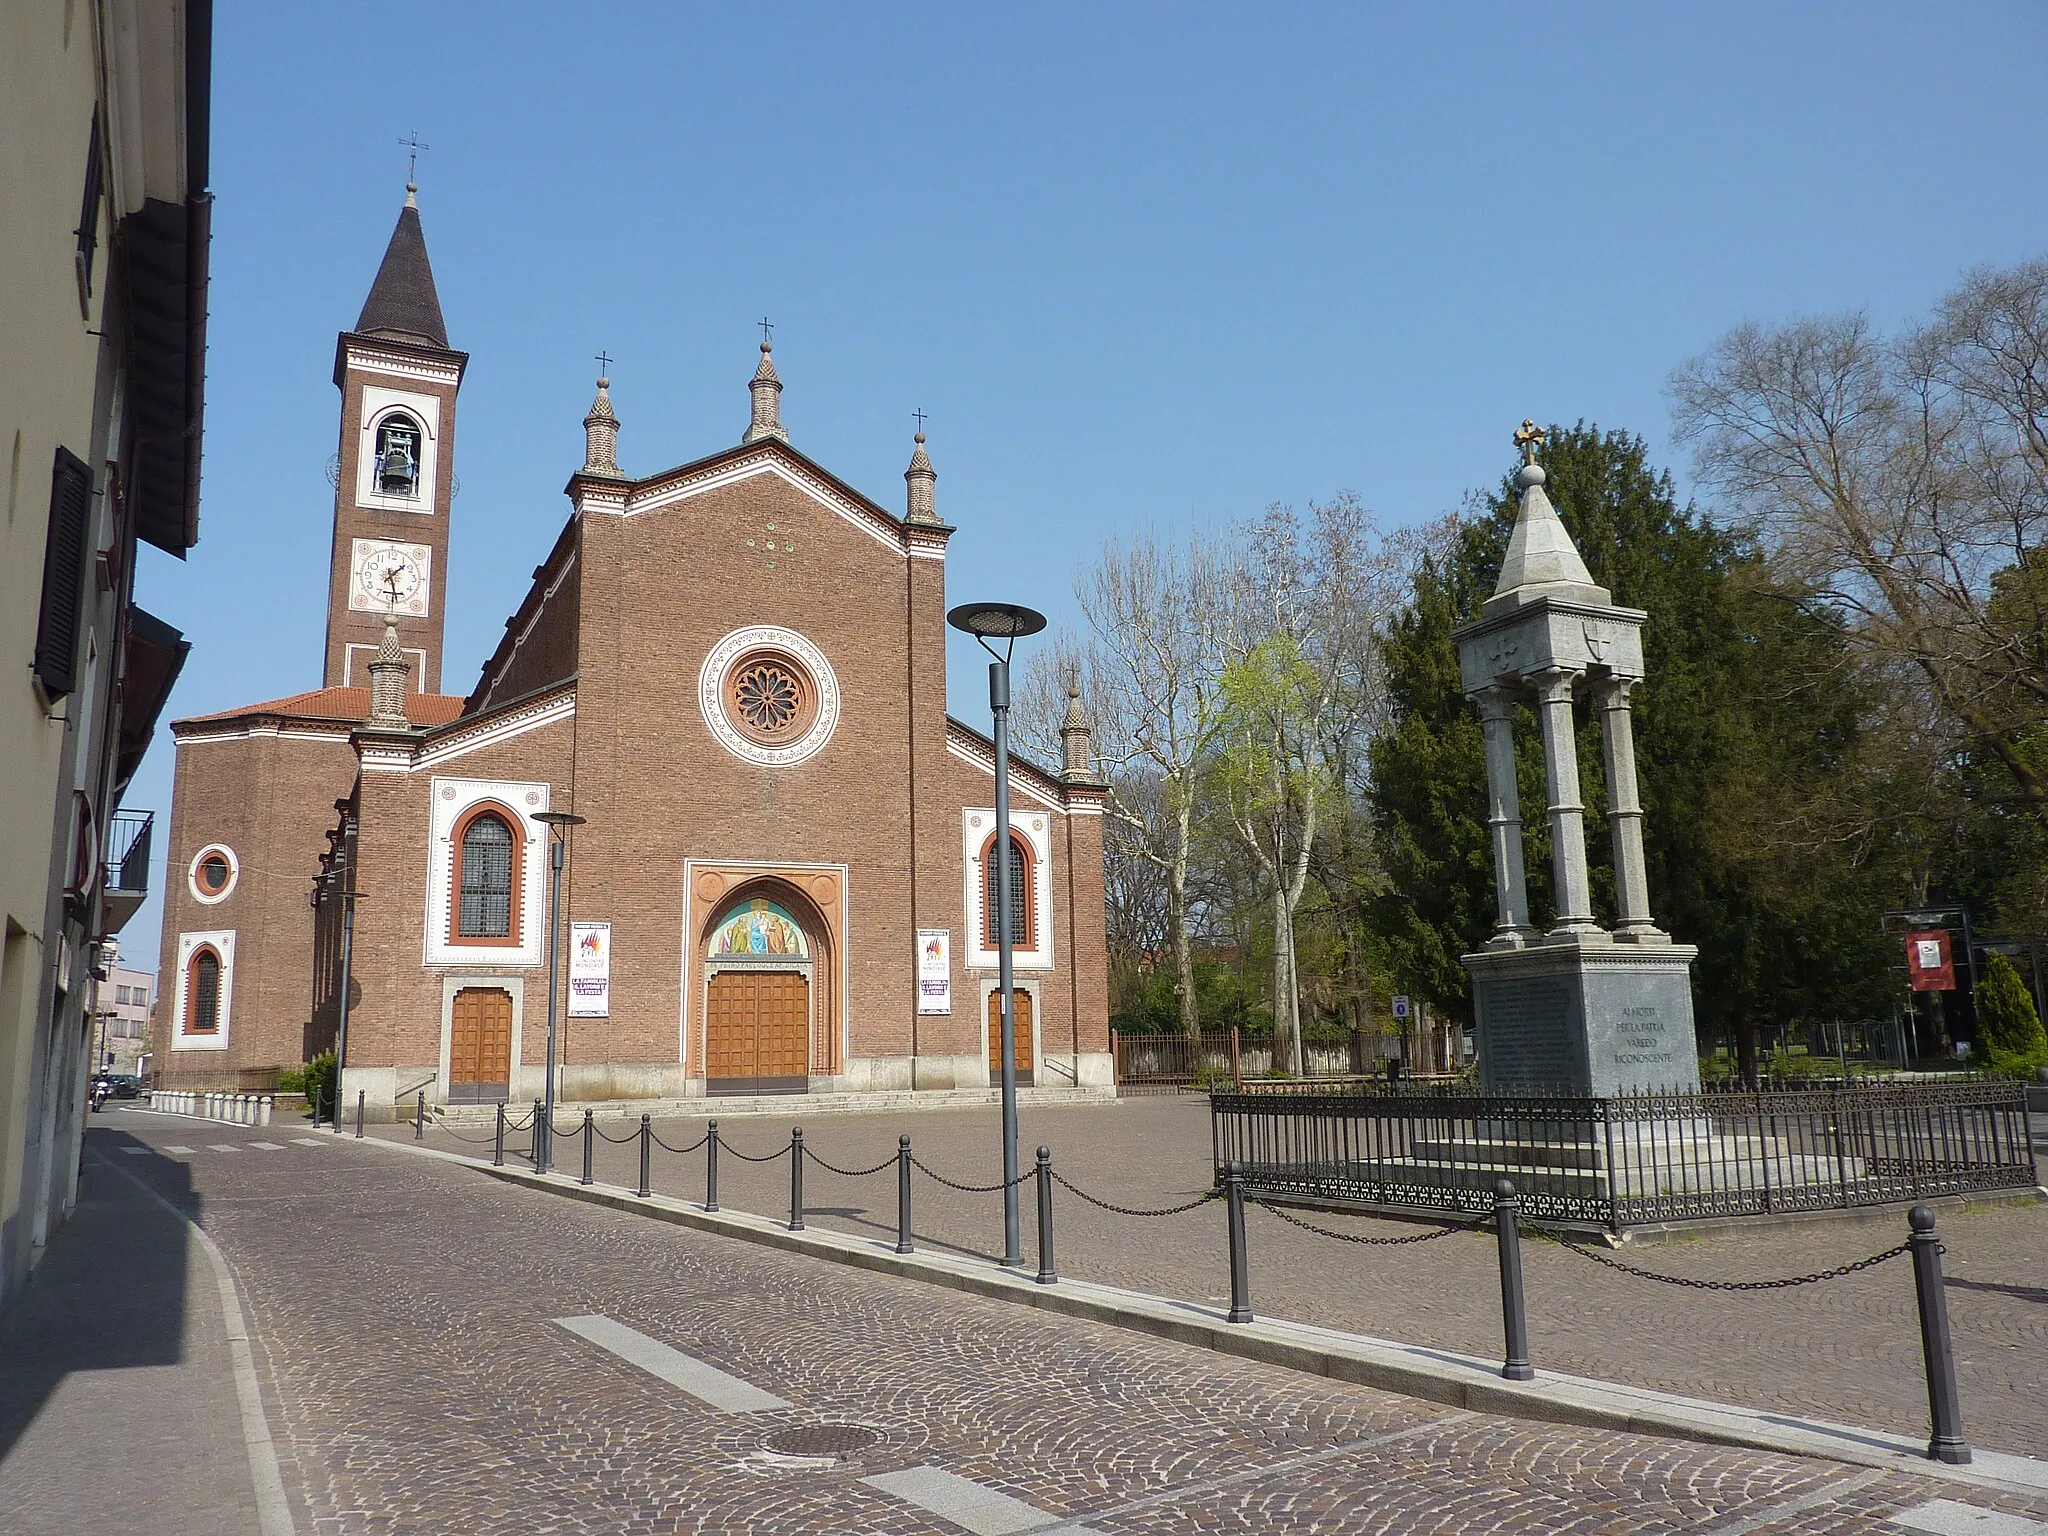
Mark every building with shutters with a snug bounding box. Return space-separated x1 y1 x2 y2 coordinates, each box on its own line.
0 0 210 1308
154 188 1113 1116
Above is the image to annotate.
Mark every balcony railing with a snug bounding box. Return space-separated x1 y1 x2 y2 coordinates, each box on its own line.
101 809 153 933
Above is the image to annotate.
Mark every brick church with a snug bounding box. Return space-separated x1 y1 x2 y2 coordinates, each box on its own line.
154 190 1112 1112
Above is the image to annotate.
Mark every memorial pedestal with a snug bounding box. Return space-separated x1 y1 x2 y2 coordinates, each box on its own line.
1464 934 1702 1096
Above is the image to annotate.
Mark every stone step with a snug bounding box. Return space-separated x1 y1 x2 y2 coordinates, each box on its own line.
433 1084 1114 1128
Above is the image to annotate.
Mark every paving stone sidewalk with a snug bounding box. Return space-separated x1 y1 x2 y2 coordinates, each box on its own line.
367 1093 2048 1459
84 1112 2048 1533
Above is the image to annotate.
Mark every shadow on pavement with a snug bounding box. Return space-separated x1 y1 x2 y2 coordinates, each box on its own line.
0 1129 196 1461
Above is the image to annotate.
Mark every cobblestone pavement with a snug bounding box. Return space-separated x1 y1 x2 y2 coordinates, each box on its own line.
95 1109 2048 1534
371 1094 2048 1459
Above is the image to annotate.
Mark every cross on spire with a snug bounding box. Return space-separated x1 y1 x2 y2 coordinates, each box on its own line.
912 408 927 434
758 316 775 345
1513 418 1547 464
399 131 429 185
595 350 612 376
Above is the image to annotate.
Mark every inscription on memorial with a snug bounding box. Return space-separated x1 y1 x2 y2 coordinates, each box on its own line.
1613 1003 1675 1068
1480 977 1572 1084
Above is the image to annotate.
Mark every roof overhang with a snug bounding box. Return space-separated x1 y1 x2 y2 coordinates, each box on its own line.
115 606 189 795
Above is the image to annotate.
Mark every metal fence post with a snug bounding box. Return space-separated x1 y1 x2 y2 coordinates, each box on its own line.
414 1091 425 1140
637 1113 652 1198
895 1135 914 1254
1224 1160 1253 1323
1034 1146 1057 1285
493 1102 505 1167
1910 1205 1972 1464
705 1120 720 1212
1494 1178 1534 1380
581 1109 595 1186
355 1089 364 1139
789 1127 805 1231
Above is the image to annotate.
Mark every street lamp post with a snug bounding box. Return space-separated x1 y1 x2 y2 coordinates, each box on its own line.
533 810 586 1173
947 601 1047 1269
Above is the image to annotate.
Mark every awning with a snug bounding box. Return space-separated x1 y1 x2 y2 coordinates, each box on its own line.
115 606 189 797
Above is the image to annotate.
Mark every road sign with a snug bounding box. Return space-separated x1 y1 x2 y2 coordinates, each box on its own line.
1391 995 1410 1020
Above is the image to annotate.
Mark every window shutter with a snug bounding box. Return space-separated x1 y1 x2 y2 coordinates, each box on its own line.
75 114 103 300
35 448 93 700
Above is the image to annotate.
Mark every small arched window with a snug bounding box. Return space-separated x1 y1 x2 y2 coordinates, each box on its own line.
187 947 221 1033
375 414 422 496
982 832 1034 950
455 810 517 940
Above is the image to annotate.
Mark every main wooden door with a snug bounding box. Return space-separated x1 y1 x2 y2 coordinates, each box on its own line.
987 989 1035 1086
449 987 513 1103
705 970 809 1094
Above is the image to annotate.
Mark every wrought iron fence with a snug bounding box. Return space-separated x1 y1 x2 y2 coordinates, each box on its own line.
1210 1080 2036 1232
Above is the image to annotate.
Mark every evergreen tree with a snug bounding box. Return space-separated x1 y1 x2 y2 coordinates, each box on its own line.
1975 952 2048 1077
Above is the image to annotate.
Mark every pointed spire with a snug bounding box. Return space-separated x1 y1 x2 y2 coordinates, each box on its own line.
1484 420 1609 615
743 338 788 444
355 190 448 349
367 620 411 728
904 428 937 523
1060 678 1096 783
581 373 624 477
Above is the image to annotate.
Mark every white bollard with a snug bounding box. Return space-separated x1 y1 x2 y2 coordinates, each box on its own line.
259 1096 273 1127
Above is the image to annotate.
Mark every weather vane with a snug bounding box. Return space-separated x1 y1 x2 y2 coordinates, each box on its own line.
399 131 429 184
1513 419 1546 464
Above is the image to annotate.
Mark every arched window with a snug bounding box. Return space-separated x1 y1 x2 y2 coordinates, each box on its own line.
982 832 1034 950
375 414 422 496
187 947 221 1034
454 810 517 940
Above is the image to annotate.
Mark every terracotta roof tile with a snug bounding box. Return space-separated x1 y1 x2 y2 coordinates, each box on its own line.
177 687 467 729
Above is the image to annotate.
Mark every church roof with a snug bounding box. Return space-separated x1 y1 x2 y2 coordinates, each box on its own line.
175 686 468 732
354 199 449 349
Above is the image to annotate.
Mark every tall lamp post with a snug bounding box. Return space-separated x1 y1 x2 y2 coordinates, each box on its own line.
947 600 1047 1268
533 810 585 1173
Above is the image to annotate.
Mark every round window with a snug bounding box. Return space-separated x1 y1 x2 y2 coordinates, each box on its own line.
198 854 231 893
723 649 818 747
189 844 239 903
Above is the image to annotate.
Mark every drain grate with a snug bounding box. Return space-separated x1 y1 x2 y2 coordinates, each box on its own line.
760 1423 884 1458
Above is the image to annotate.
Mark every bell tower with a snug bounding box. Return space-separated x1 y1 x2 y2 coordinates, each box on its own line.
321 184 467 694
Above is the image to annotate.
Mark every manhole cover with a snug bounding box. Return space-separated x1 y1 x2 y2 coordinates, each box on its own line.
760 1423 883 1458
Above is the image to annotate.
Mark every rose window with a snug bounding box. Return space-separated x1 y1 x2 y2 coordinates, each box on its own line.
722 651 817 746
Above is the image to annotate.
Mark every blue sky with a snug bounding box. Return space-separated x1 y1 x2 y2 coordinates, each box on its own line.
122 2 2048 976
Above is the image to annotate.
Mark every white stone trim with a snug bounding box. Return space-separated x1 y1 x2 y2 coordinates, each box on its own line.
360 690 575 774
342 346 462 386
961 810 1055 972
697 626 840 769
170 930 235 1050
187 843 239 905
623 453 903 554
422 779 552 968
354 387 442 515
945 729 1068 815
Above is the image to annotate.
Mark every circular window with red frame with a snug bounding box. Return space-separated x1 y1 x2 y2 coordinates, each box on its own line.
698 625 841 768
723 648 819 748
189 844 240 904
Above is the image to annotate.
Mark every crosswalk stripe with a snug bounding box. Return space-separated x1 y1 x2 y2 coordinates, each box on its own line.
1892 1500 2048 1536
248 1142 285 1150
163 1145 194 1155
289 1138 328 1147
862 1467 1107 1535
552 1315 789 1413
119 1146 150 1155
207 1144 241 1153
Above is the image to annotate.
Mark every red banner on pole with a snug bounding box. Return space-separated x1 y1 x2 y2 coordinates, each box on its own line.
1905 930 1956 991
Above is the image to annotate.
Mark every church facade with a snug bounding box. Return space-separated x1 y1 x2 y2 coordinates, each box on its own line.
153 193 1112 1112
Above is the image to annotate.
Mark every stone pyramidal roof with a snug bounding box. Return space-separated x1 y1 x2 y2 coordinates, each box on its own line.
1484 456 1610 616
354 191 448 349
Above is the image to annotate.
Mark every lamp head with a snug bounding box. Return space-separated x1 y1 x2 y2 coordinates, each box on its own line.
947 602 1047 652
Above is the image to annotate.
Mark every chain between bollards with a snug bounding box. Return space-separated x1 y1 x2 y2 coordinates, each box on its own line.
354 1089 364 1139
895 1135 914 1254
1223 1160 1253 1323
1493 1179 1533 1381
493 1102 505 1167
705 1120 720 1212
581 1109 595 1186
1910 1205 1971 1464
637 1113 652 1198
414 1090 425 1140
1034 1146 1057 1285
789 1127 805 1231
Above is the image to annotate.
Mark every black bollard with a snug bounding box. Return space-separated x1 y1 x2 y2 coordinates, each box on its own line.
530 1099 542 1167
1493 1179 1534 1381
638 1113 652 1198
1034 1146 1057 1285
493 1102 505 1167
705 1120 720 1212
786 1130 802 1236
355 1089 364 1139
414 1090 425 1140
895 1135 914 1255
1910 1205 1972 1464
1224 1160 1253 1323
581 1109 595 1186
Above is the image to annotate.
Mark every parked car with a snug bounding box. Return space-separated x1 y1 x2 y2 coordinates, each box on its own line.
91 1072 143 1100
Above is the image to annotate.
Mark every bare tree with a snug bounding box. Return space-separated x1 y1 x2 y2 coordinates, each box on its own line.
1670 257 2048 817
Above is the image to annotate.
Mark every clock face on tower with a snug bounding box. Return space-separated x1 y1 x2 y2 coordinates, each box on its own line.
348 538 433 616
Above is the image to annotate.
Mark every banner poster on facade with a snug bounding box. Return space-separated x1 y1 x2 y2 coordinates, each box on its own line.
569 921 612 1016
917 929 952 1014
1904 929 1956 992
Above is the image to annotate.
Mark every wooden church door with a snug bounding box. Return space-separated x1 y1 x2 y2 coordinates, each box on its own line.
987 989 1035 1086
449 987 513 1103
706 970 810 1094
